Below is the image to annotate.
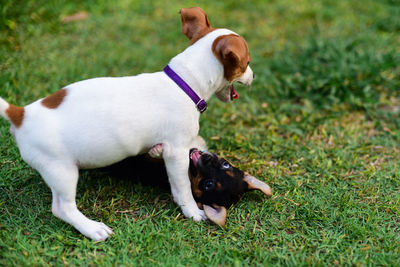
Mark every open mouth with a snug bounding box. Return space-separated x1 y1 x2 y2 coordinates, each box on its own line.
190 149 202 167
229 84 239 100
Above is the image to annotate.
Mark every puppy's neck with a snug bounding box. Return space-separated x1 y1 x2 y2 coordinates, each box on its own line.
167 29 235 101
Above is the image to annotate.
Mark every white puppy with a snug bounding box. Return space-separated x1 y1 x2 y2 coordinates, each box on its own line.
0 7 253 241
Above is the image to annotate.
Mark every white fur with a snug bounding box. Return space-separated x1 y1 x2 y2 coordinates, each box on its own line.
0 29 252 241
238 66 254 86
148 135 207 159
0 97 9 120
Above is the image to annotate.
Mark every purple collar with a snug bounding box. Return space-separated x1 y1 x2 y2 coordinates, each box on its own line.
163 65 207 113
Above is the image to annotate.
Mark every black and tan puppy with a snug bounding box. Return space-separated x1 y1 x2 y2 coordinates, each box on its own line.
188 149 271 225
106 148 272 226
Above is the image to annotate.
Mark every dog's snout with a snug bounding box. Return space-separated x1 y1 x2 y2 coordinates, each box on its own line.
201 153 213 164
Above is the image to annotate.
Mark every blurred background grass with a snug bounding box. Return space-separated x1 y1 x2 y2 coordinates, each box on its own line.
1 0 399 106
1 0 400 265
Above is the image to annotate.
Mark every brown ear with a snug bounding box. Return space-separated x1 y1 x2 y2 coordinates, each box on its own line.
180 7 214 44
243 174 272 196
212 34 250 82
203 204 227 226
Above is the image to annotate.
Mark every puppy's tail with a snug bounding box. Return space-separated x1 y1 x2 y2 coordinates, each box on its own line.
0 97 24 127
0 97 9 120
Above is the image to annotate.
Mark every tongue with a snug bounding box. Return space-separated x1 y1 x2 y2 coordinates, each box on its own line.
231 86 239 100
190 150 202 166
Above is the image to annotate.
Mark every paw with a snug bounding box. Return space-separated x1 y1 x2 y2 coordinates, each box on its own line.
148 144 163 159
80 220 113 241
182 206 207 222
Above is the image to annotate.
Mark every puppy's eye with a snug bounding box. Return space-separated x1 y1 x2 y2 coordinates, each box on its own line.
203 179 216 191
222 162 230 169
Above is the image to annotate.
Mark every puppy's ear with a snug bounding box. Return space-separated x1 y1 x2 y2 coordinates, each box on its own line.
243 174 272 196
212 34 250 82
203 204 227 226
180 7 213 44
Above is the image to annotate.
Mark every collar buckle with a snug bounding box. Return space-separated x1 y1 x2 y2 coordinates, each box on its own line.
196 99 207 113
163 65 207 114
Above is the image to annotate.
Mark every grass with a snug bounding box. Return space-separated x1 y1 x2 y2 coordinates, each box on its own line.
1 0 400 265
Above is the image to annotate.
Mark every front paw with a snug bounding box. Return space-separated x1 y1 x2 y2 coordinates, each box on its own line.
182 206 207 222
148 144 163 158
78 220 114 241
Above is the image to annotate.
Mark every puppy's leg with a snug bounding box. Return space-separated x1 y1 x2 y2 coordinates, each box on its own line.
162 145 206 221
50 188 60 217
190 135 207 151
148 143 163 158
148 136 207 159
38 162 113 241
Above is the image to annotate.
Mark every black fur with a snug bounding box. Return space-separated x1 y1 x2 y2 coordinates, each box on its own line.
104 150 249 208
190 151 249 207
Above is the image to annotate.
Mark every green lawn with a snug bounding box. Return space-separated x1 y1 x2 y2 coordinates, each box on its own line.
1 0 400 265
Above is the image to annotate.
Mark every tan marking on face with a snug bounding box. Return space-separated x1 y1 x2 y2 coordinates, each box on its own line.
197 202 204 210
41 88 67 109
189 172 203 198
226 170 234 177
216 182 222 190
6 104 24 128
212 34 251 82
180 7 215 45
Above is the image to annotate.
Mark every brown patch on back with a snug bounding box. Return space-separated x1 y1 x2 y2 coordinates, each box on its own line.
212 34 251 82
180 7 215 45
6 104 25 128
41 88 67 109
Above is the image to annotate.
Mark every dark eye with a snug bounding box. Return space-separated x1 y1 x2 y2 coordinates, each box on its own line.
222 162 230 169
203 179 216 191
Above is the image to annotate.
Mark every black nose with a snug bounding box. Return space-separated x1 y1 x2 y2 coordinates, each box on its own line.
201 153 213 164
